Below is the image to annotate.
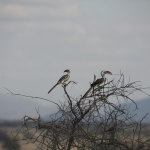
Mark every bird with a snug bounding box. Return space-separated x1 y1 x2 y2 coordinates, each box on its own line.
48 69 70 94
91 70 112 87
82 70 112 98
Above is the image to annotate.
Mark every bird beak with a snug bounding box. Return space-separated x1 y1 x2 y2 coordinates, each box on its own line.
64 70 68 72
105 71 112 75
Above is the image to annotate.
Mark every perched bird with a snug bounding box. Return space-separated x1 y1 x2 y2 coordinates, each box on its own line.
82 70 112 98
48 69 70 94
91 70 112 87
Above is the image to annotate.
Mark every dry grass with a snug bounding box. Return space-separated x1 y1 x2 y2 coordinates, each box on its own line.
0 126 150 150
0 126 77 150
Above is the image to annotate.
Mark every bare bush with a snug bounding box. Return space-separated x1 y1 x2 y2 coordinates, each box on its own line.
7 72 150 150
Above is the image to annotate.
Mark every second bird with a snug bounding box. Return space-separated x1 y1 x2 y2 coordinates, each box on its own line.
91 70 112 87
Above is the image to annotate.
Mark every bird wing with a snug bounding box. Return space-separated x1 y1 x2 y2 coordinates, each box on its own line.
57 74 70 84
91 78 104 87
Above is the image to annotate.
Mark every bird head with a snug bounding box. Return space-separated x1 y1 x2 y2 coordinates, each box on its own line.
64 69 70 73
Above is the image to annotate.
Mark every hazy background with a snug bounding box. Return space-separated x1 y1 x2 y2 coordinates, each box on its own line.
0 0 150 120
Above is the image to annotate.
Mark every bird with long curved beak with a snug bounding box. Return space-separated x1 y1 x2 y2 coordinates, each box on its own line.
91 70 112 87
48 69 70 94
82 70 112 99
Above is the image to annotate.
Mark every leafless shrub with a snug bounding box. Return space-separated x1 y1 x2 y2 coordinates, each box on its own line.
6 72 150 150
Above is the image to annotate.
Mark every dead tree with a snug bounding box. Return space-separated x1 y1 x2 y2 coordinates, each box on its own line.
7 72 150 150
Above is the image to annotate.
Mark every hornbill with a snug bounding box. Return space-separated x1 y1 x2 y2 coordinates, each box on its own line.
48 69 70 94
82 70 112 98
91 70 112 87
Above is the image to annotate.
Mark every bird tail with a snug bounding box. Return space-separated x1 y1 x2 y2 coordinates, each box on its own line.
82 87 92 99
48 83 58 94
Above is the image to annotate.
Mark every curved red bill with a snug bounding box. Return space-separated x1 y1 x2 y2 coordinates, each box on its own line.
104 71 112 75
64 69 69 72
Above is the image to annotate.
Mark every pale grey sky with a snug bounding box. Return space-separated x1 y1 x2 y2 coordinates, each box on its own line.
0 0 150 108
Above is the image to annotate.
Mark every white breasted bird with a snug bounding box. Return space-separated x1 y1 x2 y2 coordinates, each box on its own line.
48 69 70 94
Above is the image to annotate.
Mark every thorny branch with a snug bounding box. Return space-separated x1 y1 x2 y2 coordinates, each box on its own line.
7 73 150 150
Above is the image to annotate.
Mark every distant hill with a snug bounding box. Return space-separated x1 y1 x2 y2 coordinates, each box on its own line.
0 93 150 122
43 97 150 122
124 97 150 122
0 93 57 121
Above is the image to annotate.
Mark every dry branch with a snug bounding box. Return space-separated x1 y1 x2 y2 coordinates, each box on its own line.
6 73 150 150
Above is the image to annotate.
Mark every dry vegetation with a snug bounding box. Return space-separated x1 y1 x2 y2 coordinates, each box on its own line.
1 123 150 150
3 71 150 150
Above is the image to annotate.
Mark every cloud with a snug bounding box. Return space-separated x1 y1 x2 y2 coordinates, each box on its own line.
0 0 84 47
0 21 85 35
0 0 80 19
113 23 150 35
0 0 150 103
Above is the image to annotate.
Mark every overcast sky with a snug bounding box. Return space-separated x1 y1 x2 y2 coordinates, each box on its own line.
1 0 150 108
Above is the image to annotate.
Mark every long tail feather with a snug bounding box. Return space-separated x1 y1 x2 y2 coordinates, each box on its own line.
48 83 58 94
82 86 92 99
